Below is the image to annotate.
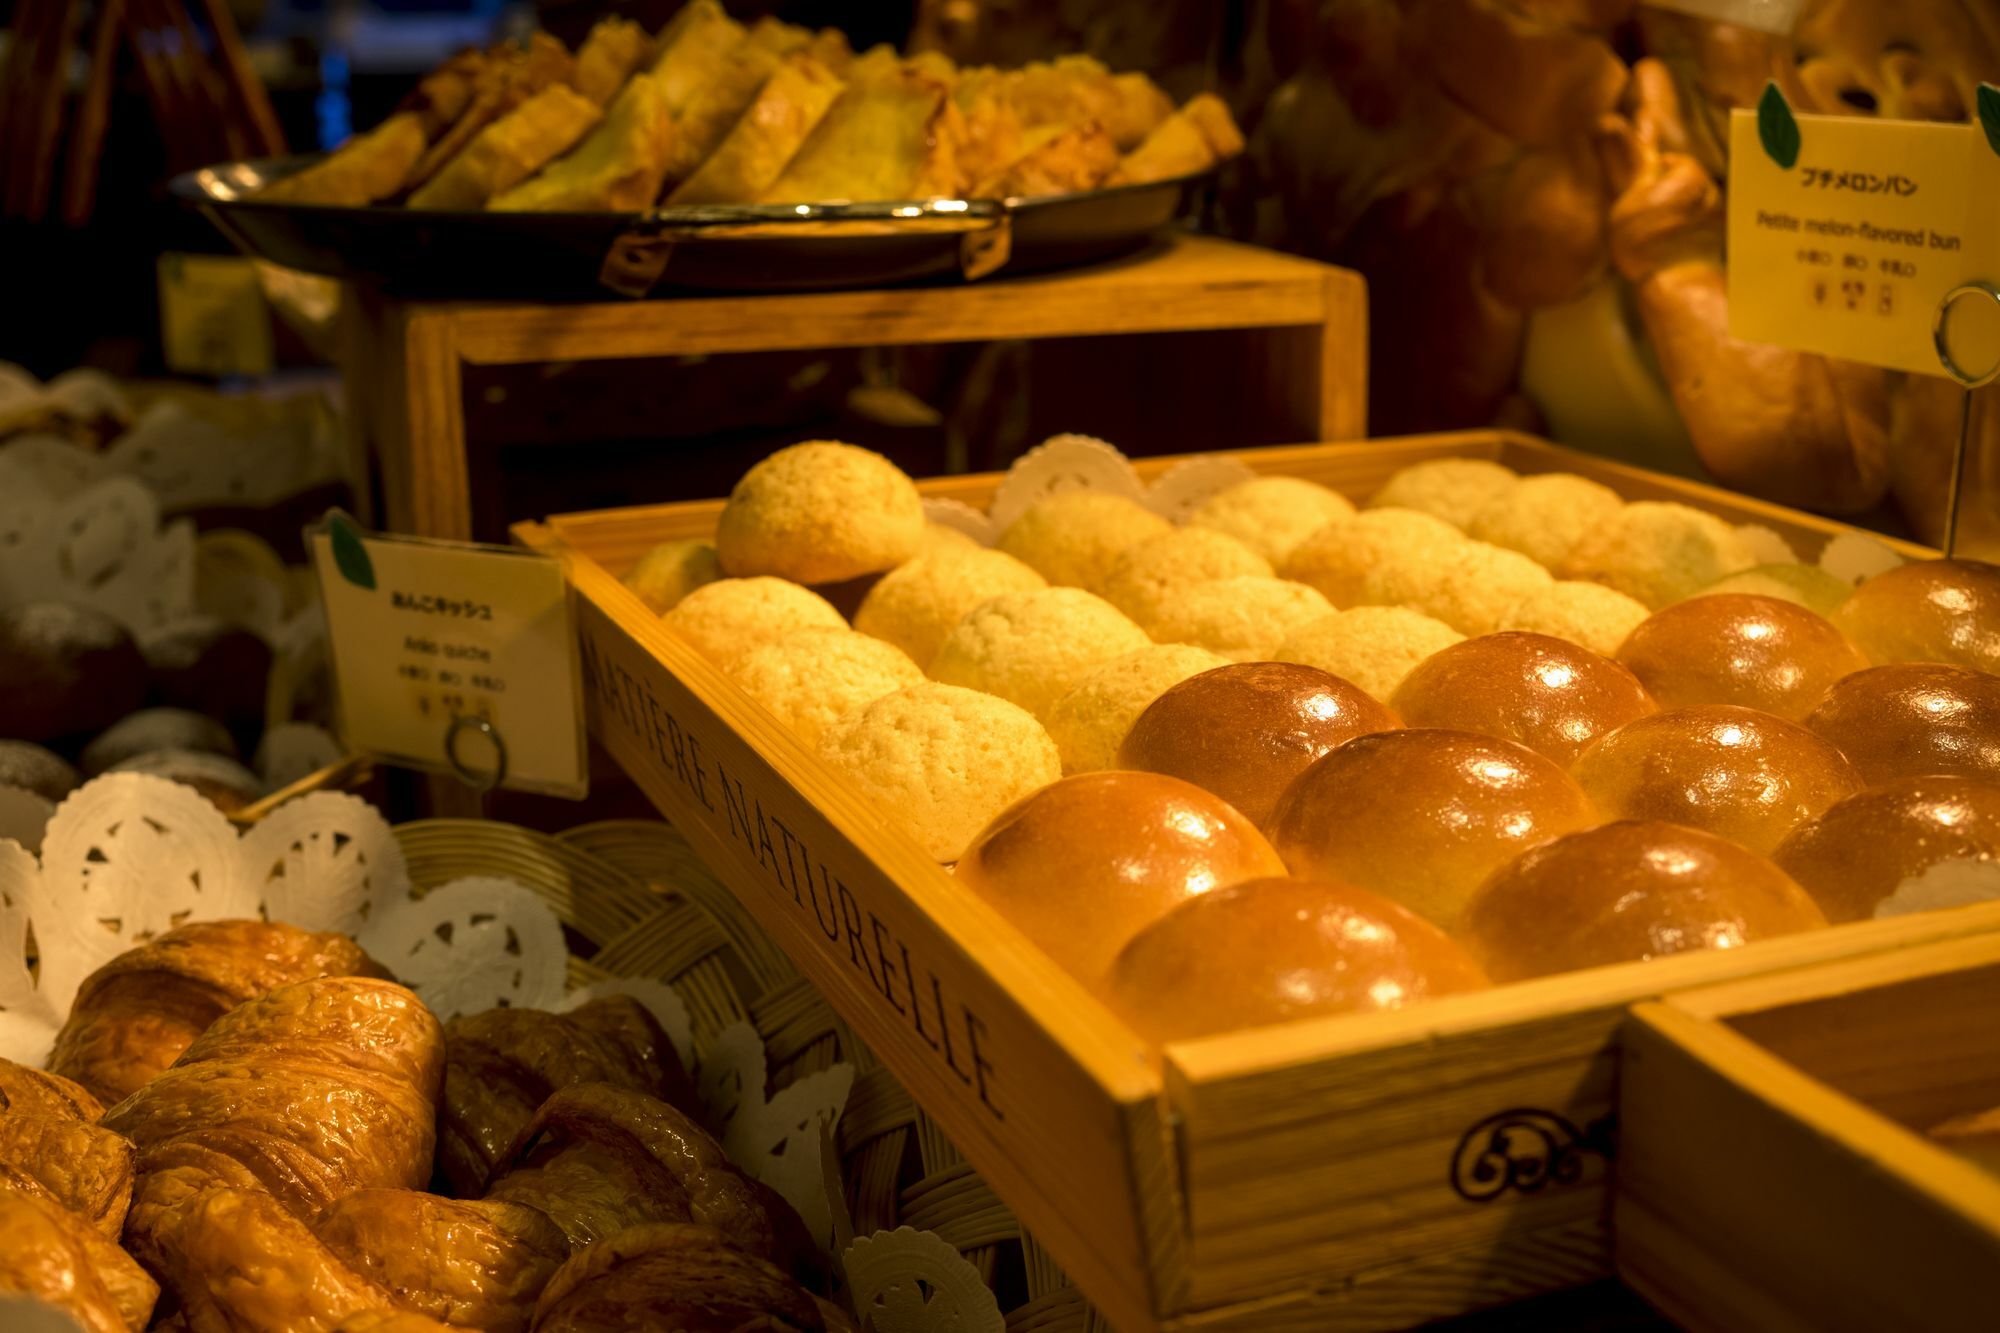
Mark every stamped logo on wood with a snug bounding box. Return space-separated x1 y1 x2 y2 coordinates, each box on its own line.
1449 1108 1618 1202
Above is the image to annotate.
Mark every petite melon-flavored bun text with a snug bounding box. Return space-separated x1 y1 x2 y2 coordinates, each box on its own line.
1370 458 1520 530
1119 661 1401 829
1139 576 1334 662
715 441 924 583
994 492 1171 589
1804 663 2000 785
1187 475 1356 565
1273 605 1465 701
1703 563 1855 618
735 628 924 748
1282 508 1465 606
1043 643 1232 774
1374 541 1556 637
1497 580 1651 658
817 683 1060 862
928 586 1151 720
1391 632 1657 769
1833 559 2000 675
622 539 723 613
852 547 1047 667
1773 776 2000 924
1616 594 1868 722
1097 527 1272 623
1468 472 1625 571
661 577 848 668
1463 821 1828 982
1572 705 1862 855
1105 877 1489 1043
955 771 1286 984
1268 729 1598 930
1561 501 1758 608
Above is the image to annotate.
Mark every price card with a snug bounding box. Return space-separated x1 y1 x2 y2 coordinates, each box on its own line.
309 512 588 798
1727 87 2000 377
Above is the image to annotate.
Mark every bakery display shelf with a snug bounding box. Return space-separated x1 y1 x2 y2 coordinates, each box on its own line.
1617 932 2000 1333
343 231 1365 543
514 431 1998 1332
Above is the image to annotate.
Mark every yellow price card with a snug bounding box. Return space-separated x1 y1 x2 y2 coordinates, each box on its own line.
309 513 589 798
1727 89 2000 377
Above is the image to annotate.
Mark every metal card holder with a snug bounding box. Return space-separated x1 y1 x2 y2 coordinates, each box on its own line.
1933 281 2000 556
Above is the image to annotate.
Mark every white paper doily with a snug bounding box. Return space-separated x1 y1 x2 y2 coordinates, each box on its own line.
844 1227 1006 1333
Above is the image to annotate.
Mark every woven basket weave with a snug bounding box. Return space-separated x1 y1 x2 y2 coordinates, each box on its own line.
392 816 1107 1333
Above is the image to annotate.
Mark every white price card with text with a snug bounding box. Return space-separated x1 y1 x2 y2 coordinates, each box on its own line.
1727 86 2000 376
309 512 588 798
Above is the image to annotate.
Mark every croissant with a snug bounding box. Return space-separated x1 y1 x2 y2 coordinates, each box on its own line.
0 1110 135 1238
530 1223 828 1333
486 1082 811 1278
437 995 693 1197
49 919 388 1106
0 1060 106 1121
0 1178 158 1333
314 1190 569 1333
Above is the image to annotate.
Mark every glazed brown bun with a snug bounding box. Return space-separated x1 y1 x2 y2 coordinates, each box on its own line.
1267 729 1598 931
1617 594 1868 721
1804 664 2000 785
1774 776 2000 923
1117 662 1400 829
1572 705 1862 854
1389 631 1655 768
1463 820 1827 981
954 772 1286 984
1833 560 2000 676
1104 877 1489 1043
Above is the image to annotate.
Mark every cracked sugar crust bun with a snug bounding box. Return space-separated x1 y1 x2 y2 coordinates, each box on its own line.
715 440 925 584
928 587 1151 721
816 682 1061 862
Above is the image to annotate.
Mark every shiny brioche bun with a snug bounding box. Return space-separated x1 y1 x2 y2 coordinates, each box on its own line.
1616 594 1867 722
1774 776 2000 923
1804 664 2000 786
1390 631 1656 768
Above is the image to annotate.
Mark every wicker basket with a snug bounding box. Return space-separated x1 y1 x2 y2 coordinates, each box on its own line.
392 815 1104 1333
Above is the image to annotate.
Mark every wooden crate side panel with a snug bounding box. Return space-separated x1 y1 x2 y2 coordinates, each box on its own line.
1616 1003 2000 1333
1616 1197 1818 1333
1164 1217 1608 1333
546 549 1173 1330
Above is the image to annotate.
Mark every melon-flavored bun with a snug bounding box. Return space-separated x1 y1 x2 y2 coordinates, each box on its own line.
715 441 924 583
1187 475 1357 564
1370 541 1555 637
1268 729 1598 930
1390 632 1657 768
1274 606 1465 701
1462 821 1828 982
660 577 848 668
1119 661 1401 829
1139 576 1335 662
928 587 1151 720
918 521 979 553
1468 472 1625 571
734 628 923 748
1572 705 1862 855
852 548 1047 667
1370 458 1520 530
994 493 1171 588
1104 877 1489 1042
1833 559 2000 675
1616 594 1868 722
1282 508 1466 606
1497 581 1651 658
817 683 1060 862
1097 527 1272 623
622 539 723 613
954 772 1286 983
1703 563 1854 618
1773 776 2000 924
1043 643 1231 774
1804 664 2000 785
1561 501 1758 608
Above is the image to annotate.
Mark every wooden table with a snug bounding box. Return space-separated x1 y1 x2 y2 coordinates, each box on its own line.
342 232 1368 541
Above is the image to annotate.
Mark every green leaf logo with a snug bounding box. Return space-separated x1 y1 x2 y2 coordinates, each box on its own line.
1979 84 2000 157
328 513 377 590
1758 82 1801 170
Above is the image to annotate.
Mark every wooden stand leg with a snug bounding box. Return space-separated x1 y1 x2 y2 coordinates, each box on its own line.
375 307 472 541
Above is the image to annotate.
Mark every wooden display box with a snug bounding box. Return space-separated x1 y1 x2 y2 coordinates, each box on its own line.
515 432 2000 1331
1618 933 2000 1333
